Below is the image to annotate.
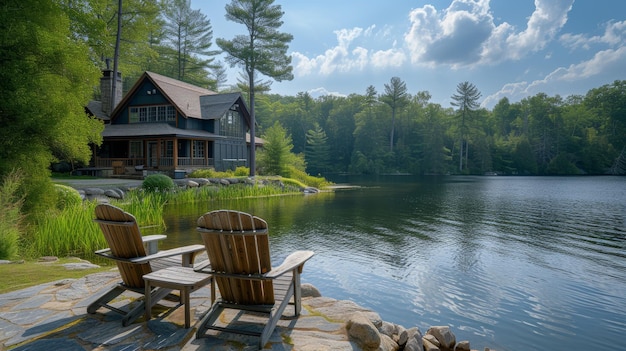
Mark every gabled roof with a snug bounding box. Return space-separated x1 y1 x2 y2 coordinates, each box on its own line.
200 92 251 126
111 71 216 119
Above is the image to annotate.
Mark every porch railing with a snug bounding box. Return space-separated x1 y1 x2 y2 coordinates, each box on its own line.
95 157 214 169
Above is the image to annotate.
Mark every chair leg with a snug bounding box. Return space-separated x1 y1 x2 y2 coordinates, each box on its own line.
123 287 173 327
196 302 225 339
260 283 295 349
87 285 126 314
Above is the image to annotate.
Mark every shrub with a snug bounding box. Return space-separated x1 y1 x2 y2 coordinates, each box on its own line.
54 184 82 210
234 166 250 177
142 174 175 192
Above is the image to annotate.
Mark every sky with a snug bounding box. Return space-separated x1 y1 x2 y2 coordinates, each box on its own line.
191 0 626 109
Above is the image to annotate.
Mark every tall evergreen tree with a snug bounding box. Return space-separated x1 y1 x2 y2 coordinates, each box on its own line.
257 122 296 176
451 81 481 172
217 0 294 176
162 0 219 85
305 123 330 175
381 77 408 152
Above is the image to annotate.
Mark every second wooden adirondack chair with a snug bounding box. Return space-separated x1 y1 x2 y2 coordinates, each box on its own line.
195 210 314 349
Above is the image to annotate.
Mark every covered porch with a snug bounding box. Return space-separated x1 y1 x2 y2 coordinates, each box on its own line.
94 137 216 176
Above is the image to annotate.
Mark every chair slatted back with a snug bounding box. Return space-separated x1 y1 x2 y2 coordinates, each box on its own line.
197 210 274 305
94 204 151 289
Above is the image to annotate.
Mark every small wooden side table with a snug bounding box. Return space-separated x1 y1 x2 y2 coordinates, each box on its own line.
143 266 213 328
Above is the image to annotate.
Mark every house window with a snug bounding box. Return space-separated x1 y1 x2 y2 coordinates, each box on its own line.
193 140 204 158
129 105 176 123
219 110 243 137
130 141 143 158
161 140 174 157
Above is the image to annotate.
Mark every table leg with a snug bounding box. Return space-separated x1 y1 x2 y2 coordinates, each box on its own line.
183 287 190 328
145 281 152 322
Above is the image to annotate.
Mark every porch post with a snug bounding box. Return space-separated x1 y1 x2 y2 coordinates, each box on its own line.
173 137 178 168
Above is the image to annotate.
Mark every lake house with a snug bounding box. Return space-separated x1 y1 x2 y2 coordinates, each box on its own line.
86 69 259 178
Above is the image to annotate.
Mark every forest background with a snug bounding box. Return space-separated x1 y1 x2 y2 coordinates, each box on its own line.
2 0 625 203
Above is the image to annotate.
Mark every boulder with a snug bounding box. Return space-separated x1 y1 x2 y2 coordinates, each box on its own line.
346 311 381 351
84 188 105 195
195 178 210 186
378 321 397 339
424 334 440 348
398 327 422 350
404 328 424 351
454 340 471 351
379 333 399 351
104 189 122 199
301 283 322 298
427 326 456 350
423 337 440 351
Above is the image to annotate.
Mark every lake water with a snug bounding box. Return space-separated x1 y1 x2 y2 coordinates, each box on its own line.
161 176 626 350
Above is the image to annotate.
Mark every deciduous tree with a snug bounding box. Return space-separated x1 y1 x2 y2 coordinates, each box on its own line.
0 0 103 213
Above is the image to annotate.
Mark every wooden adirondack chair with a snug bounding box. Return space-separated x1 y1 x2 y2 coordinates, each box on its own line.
87 203 206 326
195 210 314 349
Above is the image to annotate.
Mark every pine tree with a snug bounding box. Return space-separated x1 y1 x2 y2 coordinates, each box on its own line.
217 0 294 176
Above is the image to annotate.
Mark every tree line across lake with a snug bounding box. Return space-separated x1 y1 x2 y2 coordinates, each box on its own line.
257 80 626 177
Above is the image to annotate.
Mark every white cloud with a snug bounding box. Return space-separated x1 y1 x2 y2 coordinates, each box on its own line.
482 46 626 107
405 0 574 67
371 48 406 68
560 20 626 50
307 87 346 98
292 26 375 76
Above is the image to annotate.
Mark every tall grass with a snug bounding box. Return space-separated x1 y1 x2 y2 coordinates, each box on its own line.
0 170 24 260
29 191 168 259
166 182 299 204
30 174 321 259
30 201 102 258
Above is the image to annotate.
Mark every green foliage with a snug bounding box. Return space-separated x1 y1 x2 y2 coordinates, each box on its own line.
234 166 250 177
305 123 330 175
29 201 102 258
188 168 237 178
161 0 219 85
218 0 294 82
0 0 103 214
142 174 175 192
61 0 161 80
0 171 23 260
218 0 294 175
29 193 167 259
54 184 83 210
257 122 305 177
286 167 333 189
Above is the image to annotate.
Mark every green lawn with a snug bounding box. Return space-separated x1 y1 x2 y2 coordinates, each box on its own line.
0 257 112 294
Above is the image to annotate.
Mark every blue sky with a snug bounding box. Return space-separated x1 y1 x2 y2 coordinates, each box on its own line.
192 0 626 109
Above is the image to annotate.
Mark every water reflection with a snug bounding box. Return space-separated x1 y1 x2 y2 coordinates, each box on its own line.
160 176 626 351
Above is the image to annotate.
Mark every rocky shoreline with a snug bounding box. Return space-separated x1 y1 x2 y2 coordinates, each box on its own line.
64 176 319 202
0 257 493 351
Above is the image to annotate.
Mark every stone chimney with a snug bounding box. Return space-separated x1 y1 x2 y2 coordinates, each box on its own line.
100 59 123 116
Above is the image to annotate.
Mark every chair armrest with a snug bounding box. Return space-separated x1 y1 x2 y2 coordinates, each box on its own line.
266 250 314 279
142 234 167 254
193 259 212 273
95 244 205 267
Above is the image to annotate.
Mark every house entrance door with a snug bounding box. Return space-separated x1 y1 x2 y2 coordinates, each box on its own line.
148 141 158 167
